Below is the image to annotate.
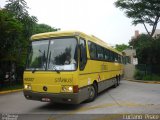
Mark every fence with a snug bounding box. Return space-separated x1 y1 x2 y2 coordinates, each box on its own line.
136 64 160 75
0 61 24 90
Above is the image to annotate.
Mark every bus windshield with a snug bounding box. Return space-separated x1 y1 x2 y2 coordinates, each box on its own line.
26 37 78 71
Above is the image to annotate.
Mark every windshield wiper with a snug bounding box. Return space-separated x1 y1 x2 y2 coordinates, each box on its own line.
52 65 60 74
32 68 37 73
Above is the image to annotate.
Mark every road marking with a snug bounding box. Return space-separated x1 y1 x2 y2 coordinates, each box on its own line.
108 93 121 107
46 102 160 120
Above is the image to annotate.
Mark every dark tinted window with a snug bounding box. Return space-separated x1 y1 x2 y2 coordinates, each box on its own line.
88 41 97 59
79 38 87 70
88 41 121 62
110 51 114 61
97 45 104 60
114 53 118 62
104 49 110 61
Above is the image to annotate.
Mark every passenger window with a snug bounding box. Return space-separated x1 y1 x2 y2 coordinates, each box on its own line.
88 41 97 59
104 49 109 61
109 52 113 61
115 53 118 62
97 45 104 60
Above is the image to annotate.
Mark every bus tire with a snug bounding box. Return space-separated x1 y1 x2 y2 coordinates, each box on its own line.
117 76 120 86
86 84 97 102
118 75 121 86
113 77 118 88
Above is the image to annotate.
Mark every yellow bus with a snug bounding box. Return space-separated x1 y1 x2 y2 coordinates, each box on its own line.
23 31 124 104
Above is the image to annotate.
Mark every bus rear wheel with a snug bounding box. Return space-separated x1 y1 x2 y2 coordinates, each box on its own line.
117 76 120 86
86 84 97 102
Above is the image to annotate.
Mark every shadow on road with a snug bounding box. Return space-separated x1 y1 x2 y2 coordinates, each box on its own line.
29 102 85 113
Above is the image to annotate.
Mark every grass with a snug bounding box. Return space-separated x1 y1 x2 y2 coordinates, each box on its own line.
143 74 160 81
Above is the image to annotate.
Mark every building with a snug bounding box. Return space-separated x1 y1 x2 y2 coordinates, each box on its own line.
131 29 160 39
131 30 140 39
123 48 137 79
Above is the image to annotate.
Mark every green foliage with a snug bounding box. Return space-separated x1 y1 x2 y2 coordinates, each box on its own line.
151 75 160 81
5 0 37 38
0 0 60 81
134 69 160 81
0 83 23 91
115 0 160 37
33 23 60 34
143 74 160 81
129 34 160 65
5 0 29 19
115 44 129 52
0 0 37 67
0 9 23 60
142 75 152 81
134 69 144 80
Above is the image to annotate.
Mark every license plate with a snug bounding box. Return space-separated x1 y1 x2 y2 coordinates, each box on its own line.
42 98 51 102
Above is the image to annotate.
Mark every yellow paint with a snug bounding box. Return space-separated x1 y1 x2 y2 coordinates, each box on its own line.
68 102 160 114
0 89 22 94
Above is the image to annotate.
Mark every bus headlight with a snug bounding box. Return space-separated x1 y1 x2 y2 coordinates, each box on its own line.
24 84 32 90
61 86 73 92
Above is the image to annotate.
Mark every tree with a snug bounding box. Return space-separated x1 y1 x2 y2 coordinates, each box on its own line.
129 34 160 65
33 23 60 34
115 44 129 52
5 0 28 19
115 0 160 37
0 9 23 60
4 0 37 66
0 0 60 83
0 9 24 81
5 0 37 39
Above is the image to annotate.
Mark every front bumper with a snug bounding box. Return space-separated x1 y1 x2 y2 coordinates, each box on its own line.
23 90 84 104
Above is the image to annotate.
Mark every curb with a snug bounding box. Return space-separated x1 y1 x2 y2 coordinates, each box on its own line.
124 79 160 84
0 89 23 94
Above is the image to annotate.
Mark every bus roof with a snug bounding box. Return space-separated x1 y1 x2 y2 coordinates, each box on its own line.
31 30 80 40
31 30 122 55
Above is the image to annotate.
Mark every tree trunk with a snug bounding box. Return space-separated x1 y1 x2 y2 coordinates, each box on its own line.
150 16 159 37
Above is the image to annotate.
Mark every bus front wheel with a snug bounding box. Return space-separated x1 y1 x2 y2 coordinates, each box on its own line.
86 84 97 102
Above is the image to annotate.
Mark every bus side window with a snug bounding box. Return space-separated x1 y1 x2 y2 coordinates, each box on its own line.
110 51 113 61
115 53 118 62
88 41 97 59
97 45 104 60
79 38 87 70
104 49 109 61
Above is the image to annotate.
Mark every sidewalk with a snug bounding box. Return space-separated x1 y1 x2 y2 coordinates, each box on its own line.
124 78 160 84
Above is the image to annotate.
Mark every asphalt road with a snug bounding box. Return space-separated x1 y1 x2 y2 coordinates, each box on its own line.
0 80 160 120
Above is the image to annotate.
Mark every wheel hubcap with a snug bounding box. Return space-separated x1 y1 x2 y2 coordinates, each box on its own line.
90 87 95 98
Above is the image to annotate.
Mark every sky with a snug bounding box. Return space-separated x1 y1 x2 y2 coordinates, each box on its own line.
0 0 159 46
